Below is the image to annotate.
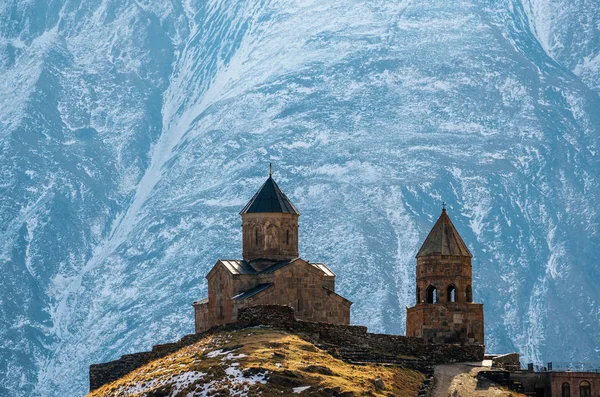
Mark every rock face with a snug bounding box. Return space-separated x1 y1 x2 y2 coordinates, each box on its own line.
1 1 600 396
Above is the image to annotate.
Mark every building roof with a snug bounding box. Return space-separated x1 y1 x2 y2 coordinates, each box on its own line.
218 260 257 275
259 258 299 274
216 258 335 278
232 283 274 300
192 297 209 306
416 208 472 258
240 176 300 215
311 263 335 277
323 287 353 305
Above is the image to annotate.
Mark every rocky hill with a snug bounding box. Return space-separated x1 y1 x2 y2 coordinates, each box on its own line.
86 326 425 397
86 305 490 396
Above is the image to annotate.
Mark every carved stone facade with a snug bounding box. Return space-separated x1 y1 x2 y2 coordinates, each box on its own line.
241 212 299 265
550 372 600 397
406 208 484 345
193 173 352 332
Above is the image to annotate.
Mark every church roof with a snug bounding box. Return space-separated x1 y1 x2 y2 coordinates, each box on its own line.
311 263 335 277
240 176 300 215
416 208 472 258
216 258 335 278
259 258 299 274
232 283 274 300
218 260 257 275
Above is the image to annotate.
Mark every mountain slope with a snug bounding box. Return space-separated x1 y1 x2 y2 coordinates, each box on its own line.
0 1 599 396
86 327 424 397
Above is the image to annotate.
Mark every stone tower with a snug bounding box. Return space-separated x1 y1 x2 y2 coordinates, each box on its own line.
240 171 300 270
406 208 484 345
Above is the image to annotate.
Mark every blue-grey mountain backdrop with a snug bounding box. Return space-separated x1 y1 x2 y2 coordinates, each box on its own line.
1 0 599 395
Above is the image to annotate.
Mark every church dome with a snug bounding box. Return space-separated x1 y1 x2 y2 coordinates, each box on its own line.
240 175 300 215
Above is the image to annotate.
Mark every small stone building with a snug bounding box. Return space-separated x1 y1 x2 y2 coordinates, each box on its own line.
550 372 599 397
193 172 352 333
406 208 484 344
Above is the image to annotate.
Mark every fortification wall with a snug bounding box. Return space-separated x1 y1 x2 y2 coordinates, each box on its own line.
237 305 484 364
90 305 485 391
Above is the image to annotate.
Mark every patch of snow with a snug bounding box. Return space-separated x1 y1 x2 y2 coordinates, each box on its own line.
293 386 311 393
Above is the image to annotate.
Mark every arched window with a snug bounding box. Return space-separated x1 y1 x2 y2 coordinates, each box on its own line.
580 381 591 397
416 287 421 303
466 285 472 303
561 382 570 397
286 230 290 245
447 285 457 302
255 228 259 245
426 285 437 303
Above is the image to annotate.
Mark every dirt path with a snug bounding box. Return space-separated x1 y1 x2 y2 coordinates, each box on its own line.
433 361 521 397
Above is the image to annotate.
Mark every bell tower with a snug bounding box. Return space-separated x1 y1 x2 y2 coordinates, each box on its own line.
406 207 484 345
240 168 300 269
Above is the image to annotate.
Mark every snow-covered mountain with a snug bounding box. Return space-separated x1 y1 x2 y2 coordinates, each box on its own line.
1 0 599 395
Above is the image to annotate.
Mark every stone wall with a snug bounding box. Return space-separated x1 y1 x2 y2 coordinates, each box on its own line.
192 301 209 333
406 302 484 344
90 305 484 392
550 372 600 397
242 212 299 263
478 369 600 397
416 255 473 304
237 305 484 364
89 352 153 392
491 352 521 370
236 261 351 325
207 264 235 328
89 334 208 391
200 258 350 332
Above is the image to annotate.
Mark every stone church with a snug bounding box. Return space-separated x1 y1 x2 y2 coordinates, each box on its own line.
406 207 484 345
193 172 352 333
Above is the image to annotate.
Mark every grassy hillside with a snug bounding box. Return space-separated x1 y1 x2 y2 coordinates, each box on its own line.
87 327 424 397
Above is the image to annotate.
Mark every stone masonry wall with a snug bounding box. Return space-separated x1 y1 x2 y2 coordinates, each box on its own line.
237 306 484 364
193 302 209 333
235 262 351 325
242 212 299 263
406 302 484 344
550 372 600 397
90 305 484 392
89 352 153 392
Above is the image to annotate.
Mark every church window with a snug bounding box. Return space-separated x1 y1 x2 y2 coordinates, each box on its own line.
561 382 570 397
426 285 437 303
286 230 290 245
447 285 457 302
255 228 259 246
416 287 421 303
466 285 472 303
580 381 591 397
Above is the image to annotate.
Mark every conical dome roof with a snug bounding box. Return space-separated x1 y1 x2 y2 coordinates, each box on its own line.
240 176 300 215
416 209 472 258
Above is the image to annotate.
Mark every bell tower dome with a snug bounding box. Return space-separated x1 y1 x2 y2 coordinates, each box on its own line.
240 168 300 267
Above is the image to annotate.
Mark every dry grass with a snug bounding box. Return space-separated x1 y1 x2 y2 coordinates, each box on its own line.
87 327 424 397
